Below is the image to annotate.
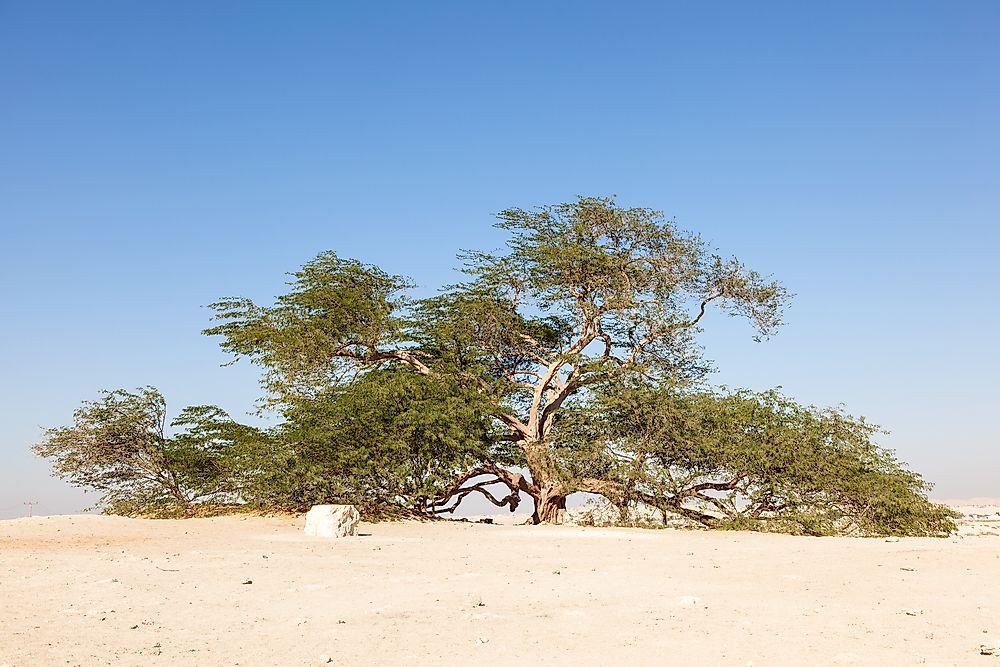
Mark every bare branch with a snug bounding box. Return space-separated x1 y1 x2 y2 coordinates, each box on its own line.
427 467 524 515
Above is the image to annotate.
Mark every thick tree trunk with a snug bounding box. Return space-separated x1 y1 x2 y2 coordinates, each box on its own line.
521 438 569 524
531 483 568 524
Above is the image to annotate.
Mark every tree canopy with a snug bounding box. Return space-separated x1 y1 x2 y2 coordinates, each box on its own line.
203 196 791 523
573 385 956 536
34 197 956 535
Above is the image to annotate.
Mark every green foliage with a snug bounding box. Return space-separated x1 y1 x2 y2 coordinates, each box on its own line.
32 388 259 515
204 251 413 403
463 196 788 378
205 197 788 411
240 369 499 517
590 385 957 536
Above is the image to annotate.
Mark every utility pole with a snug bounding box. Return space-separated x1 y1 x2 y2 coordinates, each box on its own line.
23 501 38 518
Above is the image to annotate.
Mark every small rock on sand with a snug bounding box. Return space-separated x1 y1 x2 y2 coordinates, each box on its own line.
304 505 360 539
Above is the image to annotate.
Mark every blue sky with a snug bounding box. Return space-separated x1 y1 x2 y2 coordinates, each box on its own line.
1 1 997 518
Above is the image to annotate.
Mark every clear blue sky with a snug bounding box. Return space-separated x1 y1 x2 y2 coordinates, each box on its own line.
2 1 997 518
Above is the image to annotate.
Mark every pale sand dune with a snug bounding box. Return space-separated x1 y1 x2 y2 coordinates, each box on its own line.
1 514 998 666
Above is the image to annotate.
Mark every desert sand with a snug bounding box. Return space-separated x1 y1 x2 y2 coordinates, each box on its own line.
1 507 998 667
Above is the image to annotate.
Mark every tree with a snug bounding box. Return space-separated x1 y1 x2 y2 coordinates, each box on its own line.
33 388 259 515
206 196 788 523
37 196 952 535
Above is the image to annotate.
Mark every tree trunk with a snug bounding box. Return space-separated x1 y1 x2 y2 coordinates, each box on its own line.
521 438 569 524
531 483 568 524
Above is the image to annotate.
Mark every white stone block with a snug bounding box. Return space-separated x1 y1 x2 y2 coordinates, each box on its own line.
304 504 360 538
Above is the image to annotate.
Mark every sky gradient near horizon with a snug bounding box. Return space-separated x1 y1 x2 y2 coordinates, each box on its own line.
2 1 998 518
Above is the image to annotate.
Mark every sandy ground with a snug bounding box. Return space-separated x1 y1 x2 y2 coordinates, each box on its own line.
1 509 999 667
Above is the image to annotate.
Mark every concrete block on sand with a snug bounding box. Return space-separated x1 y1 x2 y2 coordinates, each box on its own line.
304 505 360 538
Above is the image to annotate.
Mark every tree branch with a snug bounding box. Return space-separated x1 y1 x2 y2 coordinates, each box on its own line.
360 350 433 375
426 480 521 515
427 468 524 514
577 477 721 527
626 292 725 365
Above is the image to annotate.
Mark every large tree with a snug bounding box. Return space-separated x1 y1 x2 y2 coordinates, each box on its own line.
206 196 787 523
